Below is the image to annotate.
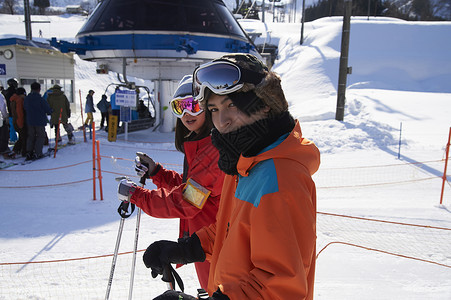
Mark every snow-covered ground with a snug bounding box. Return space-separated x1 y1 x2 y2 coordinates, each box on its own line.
0 13 451 299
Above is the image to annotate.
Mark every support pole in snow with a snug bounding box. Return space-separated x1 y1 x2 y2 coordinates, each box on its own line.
440 127 451 205
335 0 352 121
300 0 306 45
23 0 32 40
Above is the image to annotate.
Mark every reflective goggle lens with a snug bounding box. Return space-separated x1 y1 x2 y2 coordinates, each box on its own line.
196 63 240 90
170 96 202 118
193 61 243 101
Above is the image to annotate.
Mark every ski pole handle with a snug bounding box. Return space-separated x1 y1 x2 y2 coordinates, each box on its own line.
139 175 146 187
117 201 135 218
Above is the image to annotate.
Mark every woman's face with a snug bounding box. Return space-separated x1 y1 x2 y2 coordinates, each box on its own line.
181 110 206 134
206 94 267 134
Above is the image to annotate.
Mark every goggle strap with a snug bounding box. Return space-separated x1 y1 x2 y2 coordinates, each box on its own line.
239 68 266 86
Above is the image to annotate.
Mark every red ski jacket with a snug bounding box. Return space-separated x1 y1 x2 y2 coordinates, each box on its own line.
130 135 224 288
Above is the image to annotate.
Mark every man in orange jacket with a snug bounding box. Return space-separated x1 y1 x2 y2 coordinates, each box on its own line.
122 54 320 300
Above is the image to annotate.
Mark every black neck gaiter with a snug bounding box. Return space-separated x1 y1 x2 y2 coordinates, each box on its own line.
211 111 295 175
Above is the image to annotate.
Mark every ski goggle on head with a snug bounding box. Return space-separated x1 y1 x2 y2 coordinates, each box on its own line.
170 96 203 118
192 60 266 102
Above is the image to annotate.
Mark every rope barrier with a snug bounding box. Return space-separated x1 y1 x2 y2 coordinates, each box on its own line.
317 211 451 231
2 212 449 268
316 241 451 268
319 159 445 170
0 178 92 189
0 249 145 266
317 176 438 189
0 160 91 172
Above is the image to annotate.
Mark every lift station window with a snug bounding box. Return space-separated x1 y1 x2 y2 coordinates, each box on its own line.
78 0 246 38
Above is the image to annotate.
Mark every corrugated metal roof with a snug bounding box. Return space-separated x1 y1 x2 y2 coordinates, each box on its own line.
0 38 55 50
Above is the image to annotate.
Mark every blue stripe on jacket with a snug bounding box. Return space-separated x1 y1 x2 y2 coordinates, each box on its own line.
234 133 289 207
235 159 279 208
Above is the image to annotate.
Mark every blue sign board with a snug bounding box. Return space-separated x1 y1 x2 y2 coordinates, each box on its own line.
0 64 5 75
116 90 136 107
120 106 131 123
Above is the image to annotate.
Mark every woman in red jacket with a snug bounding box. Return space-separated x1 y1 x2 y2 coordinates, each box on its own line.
124 75 224 290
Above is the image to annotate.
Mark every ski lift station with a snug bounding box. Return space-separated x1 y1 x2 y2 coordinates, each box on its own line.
0 38 75 107
51 0 262 132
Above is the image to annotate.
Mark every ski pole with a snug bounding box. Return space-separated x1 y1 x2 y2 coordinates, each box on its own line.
105 178 136 300
128 176 145 300
105 212 126 300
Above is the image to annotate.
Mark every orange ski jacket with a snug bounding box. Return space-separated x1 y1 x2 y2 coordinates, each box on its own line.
196 121 320 299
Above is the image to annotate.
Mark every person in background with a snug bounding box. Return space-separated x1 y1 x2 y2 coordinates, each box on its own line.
0 92 10 155
96 94 110 130
137 99 151 119
47 84 75 145
117 75 224 290
83 89 96 128
10 87 28 156
24 82 52 160
2 79 17 119
42 87 53 100
136 54 320 300
2 78 18 147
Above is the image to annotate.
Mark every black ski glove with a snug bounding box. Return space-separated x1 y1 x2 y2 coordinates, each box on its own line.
135 152 158 178
153 288 230 300
143 233 206 279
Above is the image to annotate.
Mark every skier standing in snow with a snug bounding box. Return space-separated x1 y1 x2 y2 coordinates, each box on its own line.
83 89 96 128
124 54 321 299
24 82 52 160
118 75 224 290
47 85 75 145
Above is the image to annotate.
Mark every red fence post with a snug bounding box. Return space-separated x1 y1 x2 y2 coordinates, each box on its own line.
96 140 103 200
440 127 451 205
92 122 96 200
